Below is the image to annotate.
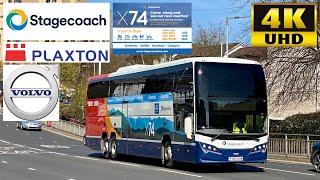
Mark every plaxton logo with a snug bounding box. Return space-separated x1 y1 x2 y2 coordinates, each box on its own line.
6 8 107 30
32 49 108 62
3 42 110 63
6 9 28 31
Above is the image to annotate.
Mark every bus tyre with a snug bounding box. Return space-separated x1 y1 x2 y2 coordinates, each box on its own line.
312 152 320 173
100 137 109 159
110 137 117 160
162 142 173 168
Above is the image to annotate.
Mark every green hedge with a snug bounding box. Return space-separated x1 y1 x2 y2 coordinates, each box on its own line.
270 112 320 135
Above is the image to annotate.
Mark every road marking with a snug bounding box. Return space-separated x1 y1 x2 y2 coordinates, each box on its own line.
40 145 70 149
109 161 142 167
47 152 99 161
29 147 45 152
48 151 142 168
260 167 315 176
42 127 82 141
157 168 203 178
0 140 10 144
68 179 76 180
1 161 8 164
268 159 310 165
27 168 37 171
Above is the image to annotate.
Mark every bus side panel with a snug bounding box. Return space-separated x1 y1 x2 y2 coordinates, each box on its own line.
127 141 162 158
171 144 196 163
106 92 174 158
171 132 196 163
85 98 107 150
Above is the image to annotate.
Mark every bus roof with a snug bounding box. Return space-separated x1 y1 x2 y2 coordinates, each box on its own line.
88 57 261 82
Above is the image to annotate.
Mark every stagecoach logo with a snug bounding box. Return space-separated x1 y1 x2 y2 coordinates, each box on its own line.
222 141 244 147
3 65 59 121
222 141 227 145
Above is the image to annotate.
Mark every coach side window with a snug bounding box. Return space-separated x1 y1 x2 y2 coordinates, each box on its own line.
109 80 124 97
123 79 145 96
173 67 194 132
87 81 109 99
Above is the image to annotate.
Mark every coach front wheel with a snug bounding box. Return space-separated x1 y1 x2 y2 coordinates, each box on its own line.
313 152 320 173
162 142 173 168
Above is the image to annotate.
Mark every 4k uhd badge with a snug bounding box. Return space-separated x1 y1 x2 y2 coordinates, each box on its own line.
3 65 59 121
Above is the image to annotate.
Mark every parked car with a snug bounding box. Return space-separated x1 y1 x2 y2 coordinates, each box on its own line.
16 121 42 131
311 142 320 172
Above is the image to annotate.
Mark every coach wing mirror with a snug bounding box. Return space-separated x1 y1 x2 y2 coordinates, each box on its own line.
184 116 193 139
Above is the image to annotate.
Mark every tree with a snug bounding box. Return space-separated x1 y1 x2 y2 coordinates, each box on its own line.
233 0 320 113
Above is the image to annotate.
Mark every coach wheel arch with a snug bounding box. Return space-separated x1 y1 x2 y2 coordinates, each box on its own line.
101 132 108 139
161 135 171 145
110 132 116 139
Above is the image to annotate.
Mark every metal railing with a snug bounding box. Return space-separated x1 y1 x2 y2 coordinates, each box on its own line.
268 133 320 158
43 121 320 159
44 120 85 137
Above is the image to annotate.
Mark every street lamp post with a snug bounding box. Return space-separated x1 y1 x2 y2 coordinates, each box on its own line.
225 16 248 58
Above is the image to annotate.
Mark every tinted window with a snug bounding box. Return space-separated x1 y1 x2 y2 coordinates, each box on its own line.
109 80 123 97
196 62 266 98
87 81 108 99
124 80 145 96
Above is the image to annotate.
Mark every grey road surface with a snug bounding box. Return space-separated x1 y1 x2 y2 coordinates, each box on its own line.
0 117 318 180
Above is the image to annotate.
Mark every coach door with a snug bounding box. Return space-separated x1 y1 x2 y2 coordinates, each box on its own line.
122 101 129 154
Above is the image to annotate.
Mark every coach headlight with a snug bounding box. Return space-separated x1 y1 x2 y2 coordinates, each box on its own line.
199 142 222 155
251 143 267 154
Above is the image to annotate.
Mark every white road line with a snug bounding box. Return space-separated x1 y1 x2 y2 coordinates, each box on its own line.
68 179 76 180
109 161 142 167
29 147 45 152
268 159 311 165
42 127 82 141
1 161 8 164
47 151 99 161
48 151 143 168
157 169 203 178
0 140 10 144
27 168 37 171
260 167 316 176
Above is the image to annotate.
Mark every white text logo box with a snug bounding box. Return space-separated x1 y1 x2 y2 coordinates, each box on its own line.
3 42 110 63
3 3 110 41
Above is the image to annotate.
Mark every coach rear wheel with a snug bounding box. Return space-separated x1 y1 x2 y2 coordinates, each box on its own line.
313 152 320 173
100 137 109 159
161 142 173 168
110 137 118 160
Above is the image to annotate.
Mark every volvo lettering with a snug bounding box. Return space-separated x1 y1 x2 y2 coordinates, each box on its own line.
10 89 52 97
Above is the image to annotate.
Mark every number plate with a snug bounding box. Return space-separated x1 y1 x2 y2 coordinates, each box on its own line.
228 157 243 162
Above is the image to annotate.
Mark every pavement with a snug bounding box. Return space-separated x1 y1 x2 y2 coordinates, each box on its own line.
0 116 319 180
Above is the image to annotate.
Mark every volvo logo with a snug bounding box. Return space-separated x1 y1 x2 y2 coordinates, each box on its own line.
3 65 59 121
